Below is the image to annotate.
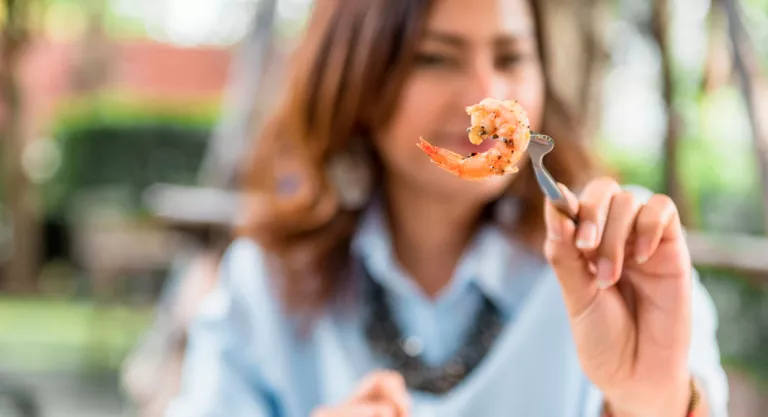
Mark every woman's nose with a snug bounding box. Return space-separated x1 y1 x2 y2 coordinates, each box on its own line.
463 61 511 104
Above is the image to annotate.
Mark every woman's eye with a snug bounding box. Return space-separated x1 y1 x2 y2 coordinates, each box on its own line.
415 53 457 68
496 53 528 69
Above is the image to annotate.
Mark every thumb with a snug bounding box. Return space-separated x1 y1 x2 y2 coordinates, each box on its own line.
543 184 597 317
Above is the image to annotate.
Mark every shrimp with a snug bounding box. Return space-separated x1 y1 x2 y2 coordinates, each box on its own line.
417 98 532 180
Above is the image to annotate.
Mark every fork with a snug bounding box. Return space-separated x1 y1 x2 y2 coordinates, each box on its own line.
527 133 578 222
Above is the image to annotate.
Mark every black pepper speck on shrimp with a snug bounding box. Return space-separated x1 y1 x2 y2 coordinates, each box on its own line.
417 98 531 180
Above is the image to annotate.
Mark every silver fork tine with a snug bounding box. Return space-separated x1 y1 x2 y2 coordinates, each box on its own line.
527 133 578 222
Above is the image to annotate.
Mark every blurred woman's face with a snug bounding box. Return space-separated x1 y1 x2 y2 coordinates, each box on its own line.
374 0 545 204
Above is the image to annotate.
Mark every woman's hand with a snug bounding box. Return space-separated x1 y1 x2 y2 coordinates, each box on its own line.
543 178 694 417
311 371 410 417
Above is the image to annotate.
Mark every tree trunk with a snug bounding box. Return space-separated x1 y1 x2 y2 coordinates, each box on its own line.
576 0 610 140
0 0 39 293
652 0 691 225
702 9 732 95
720 0 768 233
70 0 112 95
539 0 609 142
197 0 279 189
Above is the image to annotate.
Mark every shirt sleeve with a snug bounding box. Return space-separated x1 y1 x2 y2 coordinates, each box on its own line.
688 270 730 417
164 241 275 417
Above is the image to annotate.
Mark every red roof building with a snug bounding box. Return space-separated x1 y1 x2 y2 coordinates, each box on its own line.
19 37 234 138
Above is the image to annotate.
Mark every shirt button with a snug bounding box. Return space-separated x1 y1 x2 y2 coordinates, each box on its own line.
402 336 423 357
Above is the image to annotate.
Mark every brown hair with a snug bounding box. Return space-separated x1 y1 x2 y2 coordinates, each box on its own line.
239 0 597 314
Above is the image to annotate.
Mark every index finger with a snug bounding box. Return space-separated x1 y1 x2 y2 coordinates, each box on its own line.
348 371 410 415
543 184 598 318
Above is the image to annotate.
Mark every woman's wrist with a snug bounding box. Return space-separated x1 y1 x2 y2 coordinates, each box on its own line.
602 376 699 417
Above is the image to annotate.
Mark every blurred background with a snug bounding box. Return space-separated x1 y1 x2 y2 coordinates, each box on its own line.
0 0 766 416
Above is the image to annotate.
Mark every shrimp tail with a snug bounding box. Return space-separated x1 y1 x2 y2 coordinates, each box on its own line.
417 137 464 175
417 98 530 180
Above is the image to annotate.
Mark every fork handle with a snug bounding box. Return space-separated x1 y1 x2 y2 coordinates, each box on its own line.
533 167 579 223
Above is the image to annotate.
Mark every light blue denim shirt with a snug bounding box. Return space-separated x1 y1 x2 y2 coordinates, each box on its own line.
166 188 729 417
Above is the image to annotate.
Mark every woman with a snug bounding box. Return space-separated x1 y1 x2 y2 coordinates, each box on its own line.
166 0 729 416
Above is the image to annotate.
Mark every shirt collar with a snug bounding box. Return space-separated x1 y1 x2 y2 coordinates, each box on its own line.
350 198 546 316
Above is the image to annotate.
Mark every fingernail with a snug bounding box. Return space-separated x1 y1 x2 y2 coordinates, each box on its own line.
576 221 597 249
634 237 650 264
596 258 614 289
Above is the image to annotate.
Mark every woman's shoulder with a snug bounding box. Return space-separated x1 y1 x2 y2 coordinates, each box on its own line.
220 237 269 282
209 237 290 332
217 237 273 296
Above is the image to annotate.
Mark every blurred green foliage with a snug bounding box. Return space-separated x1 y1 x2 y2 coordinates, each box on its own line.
600 84 762 234
700 268 768 387
43 97 217 220
0 296 154 371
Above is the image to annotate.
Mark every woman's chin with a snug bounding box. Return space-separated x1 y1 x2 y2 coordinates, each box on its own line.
434 171 515 202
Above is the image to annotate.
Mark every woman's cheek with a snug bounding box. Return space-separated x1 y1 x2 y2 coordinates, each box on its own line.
510 69 546 130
